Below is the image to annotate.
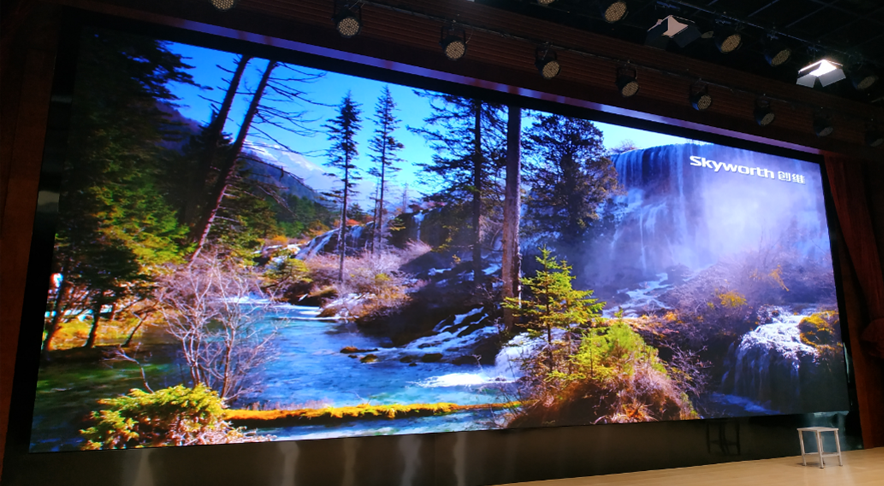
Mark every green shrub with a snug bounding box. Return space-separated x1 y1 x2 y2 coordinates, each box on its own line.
80 384 270 450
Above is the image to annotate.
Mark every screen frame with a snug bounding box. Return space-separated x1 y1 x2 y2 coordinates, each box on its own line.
3 5 862 483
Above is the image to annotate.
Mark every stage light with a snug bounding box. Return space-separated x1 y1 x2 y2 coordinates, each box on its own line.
536 47 560 80
715 30 742 53
867 128 884 147
537 0 556 5
333 9 362 38
849 67 879 91
210 0 238 11
690 85 712 111
646 15 701 49
440 24 467 61
601 1 628 23
797 59 845 87
615 66 639 97
754 100 775 127
764 42 791 67
813 116 834 137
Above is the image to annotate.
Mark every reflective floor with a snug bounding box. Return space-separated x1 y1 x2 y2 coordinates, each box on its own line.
493 448 884 486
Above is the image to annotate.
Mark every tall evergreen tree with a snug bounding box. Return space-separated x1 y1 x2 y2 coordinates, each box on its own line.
187 61 323 260
367 86 403 253
324 93 362 282
503 248 604 376
182 55 252 228
45 29 193 353
524 113 621 247
189 60 277 262
411 93 505 284
502 106 522 331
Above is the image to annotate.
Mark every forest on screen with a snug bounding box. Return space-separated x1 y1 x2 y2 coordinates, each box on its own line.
31 29 847 451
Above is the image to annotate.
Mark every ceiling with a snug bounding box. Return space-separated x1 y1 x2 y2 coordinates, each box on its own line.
475 0 884 106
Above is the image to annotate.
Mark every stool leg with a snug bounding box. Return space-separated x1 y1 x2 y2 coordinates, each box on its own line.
817 431 825 469
799 431 807 466
834 431 843 466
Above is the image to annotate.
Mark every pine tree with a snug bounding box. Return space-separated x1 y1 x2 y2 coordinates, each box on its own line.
324 93 362 282
411 93 505 284
503 247 604 376
190 60 278 262
187 60 323 260
367 86 403 253
502 106 522 331
46 29 194 352
524 113 621 247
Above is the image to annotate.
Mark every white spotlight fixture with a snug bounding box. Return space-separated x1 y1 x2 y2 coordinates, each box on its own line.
646 15 701 49
867 127 884 147
813 115 834 137
440 23 467 61
715 29 743 54
764 41 792 67
615 66 639 97
797 59 846 88
209 0 238 11
690 84 712 111
601 1 628 24
536 46 560 80
849 67 879 91
333 7 362 39
754 99 775 127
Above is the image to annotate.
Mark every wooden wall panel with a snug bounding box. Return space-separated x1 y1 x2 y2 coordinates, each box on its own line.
0 3 61 477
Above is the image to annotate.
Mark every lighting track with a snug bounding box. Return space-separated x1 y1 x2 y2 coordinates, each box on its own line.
355 0 879 128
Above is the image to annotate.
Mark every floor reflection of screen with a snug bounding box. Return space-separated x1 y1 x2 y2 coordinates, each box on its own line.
30 26 848 452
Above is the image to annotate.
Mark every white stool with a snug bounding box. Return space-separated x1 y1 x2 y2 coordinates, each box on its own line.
797 427 843 468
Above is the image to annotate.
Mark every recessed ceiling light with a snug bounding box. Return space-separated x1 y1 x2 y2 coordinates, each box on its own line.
334 11 362 38
210 0 238 11
764 42 792 67
715 30 742 54
602 1 629 23
813 116 834 137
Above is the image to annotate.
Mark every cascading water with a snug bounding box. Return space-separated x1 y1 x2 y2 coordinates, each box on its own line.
721 312 815 412
605 144 831 280
296 228 338 259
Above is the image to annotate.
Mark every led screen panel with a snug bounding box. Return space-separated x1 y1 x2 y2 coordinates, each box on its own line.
29 27 849 452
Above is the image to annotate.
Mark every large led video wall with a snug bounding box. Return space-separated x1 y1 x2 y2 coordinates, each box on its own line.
30 27 848 452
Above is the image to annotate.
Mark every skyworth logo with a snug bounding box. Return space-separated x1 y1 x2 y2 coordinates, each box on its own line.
689 156 805 184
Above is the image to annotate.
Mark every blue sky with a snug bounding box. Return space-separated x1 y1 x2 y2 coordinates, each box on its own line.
166 41 697 203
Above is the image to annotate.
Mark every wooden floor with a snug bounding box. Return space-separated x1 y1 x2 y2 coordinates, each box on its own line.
494 448 884 486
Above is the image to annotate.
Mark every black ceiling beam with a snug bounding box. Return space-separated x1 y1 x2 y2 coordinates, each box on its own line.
747 0 780 19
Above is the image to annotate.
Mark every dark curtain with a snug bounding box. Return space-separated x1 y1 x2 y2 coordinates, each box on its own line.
824 152 884 449
824 153 884 357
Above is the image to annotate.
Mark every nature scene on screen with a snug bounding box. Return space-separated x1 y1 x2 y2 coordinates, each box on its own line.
30 28 849 451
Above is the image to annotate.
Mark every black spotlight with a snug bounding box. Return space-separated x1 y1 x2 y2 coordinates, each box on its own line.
813 115 834 137
763 41 791 67
715 29 743 54
601 1 628 23
690 85 712 111
333 7 362 39
615 66 639 97
440 23 467 61
754 99 775 127
867 128 884 147
849 67 879 91
536 46 560 80
209 0 238 11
